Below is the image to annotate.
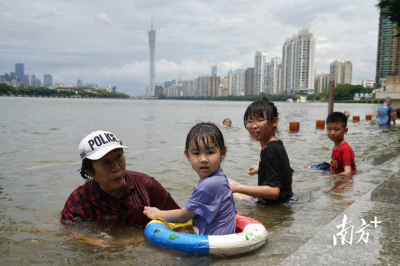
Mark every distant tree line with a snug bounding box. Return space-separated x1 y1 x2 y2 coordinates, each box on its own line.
159 84 377 103
334 84 374 100
0 83 129 99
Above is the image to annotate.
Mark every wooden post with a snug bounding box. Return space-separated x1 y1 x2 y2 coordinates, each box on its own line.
316 120 325 130
328 81 335 115
289 122 300 132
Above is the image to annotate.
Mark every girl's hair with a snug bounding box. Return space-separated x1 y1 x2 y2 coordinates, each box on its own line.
243 97 279 128
185 122 226 152
79 158 94 181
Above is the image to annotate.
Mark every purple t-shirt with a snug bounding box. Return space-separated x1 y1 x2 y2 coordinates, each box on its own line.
185 169 236 235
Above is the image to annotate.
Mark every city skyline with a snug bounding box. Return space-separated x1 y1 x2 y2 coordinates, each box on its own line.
0 0 380 96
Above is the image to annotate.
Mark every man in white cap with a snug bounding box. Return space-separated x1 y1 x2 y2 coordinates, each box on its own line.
61 130 179 227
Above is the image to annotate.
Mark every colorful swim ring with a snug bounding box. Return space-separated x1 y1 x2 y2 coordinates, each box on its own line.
144 215 268 256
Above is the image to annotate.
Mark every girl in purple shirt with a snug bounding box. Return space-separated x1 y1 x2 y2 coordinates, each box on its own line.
144 122 236 235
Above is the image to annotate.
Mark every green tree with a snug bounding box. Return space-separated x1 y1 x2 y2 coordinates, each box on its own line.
377 0 400 34
306 93 328 101
0 83 129 99
335 84 373 100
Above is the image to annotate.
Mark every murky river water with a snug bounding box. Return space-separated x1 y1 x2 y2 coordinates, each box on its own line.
0 97 399 265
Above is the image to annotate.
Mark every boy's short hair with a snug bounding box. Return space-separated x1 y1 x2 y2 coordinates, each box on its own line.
326 112 347 127
384 96 392 102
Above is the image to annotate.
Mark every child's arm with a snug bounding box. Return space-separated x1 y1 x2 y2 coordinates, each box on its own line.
229 178 280 200
143 206 196 223
336 165 353 177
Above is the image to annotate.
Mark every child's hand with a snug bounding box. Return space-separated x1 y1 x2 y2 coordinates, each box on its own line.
247 165 259 176
228 178 241 193
143 206 160 220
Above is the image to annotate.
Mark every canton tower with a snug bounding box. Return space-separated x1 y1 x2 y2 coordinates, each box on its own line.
148 20 156 96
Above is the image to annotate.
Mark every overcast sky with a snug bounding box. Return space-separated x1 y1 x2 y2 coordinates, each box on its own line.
0 0 380 96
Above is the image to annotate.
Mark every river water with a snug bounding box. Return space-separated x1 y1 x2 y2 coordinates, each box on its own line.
0 97 399 265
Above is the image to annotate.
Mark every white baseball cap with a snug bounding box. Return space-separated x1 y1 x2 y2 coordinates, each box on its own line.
79 130 129 160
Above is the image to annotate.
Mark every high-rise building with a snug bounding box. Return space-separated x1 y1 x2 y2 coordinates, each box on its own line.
15 63 24 86
209 76 219 97
3 73 11 83
23 75 30 87
31 75 41 87
264 58 281 94
220 76 229 97
314 73 330 94
280 29 315 94
148 20 156 96
197 76 211 97
232 69 245 96
245 67 254 96
182 80 195 97
227 69 234 95
44 74 53 88
329 60 342 86
211 65 217 77
375 10 400 85
342 61 352 84
253 51 267 95
329 60 352 86
77 79 83 87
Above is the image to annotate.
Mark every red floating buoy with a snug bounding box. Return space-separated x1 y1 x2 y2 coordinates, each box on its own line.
289 121 300 132
316 120 325 130
366 114 372 121
353 116 360 123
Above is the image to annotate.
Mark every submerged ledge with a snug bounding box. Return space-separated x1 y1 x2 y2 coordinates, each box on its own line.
279 158 400 266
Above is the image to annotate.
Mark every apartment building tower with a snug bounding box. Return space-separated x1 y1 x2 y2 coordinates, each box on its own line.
375 10 400 85
329 60 353 86
264 58 281 94
253 51 267 95
245 67 254 96
280 29 315 94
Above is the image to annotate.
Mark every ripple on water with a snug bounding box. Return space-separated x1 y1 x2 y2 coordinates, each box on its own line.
1 99 399 264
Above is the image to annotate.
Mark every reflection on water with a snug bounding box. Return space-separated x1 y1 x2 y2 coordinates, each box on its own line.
328 176 355 204
0 97 399 265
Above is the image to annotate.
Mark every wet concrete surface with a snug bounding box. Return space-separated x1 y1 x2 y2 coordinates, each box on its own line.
280 170 400 266
212 159 400 266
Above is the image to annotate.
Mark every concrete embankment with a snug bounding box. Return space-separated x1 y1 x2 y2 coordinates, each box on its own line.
279 159 400 266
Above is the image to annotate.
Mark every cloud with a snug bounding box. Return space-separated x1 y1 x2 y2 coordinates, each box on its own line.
0 0 380 95
95 13 113 25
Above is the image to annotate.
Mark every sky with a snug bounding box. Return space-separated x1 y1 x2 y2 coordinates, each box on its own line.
0 0 380 96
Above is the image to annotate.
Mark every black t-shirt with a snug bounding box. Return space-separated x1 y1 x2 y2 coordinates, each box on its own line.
258 140 293 202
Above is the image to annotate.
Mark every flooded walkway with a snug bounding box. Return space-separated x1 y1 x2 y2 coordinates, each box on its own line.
281 163 400 265
1 98 399 265
208 157 400 266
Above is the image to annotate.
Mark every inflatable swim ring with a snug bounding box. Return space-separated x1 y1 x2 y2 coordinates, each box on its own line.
144 215 268 256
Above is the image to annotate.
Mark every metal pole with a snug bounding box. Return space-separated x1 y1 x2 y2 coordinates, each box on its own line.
328 80 335 114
